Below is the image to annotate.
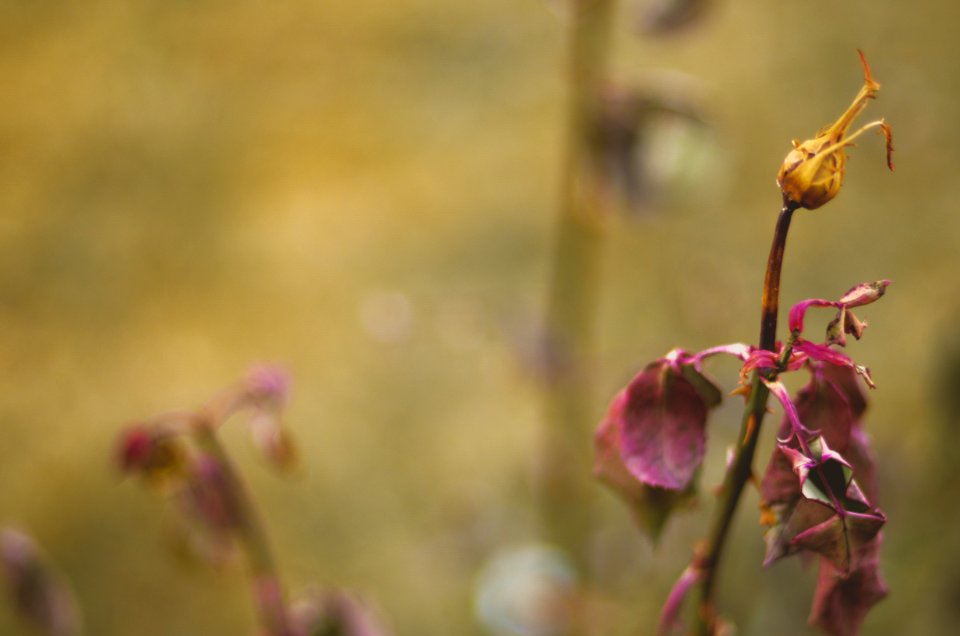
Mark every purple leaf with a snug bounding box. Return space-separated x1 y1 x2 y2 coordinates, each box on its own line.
760 444 800 507
763 498 834 566
594 390 696 540
791 511 886 573
809 536 888 636
793 367 860 451
819 364 868 422
843 427 879 504
594 352 720 538
614 357 717 490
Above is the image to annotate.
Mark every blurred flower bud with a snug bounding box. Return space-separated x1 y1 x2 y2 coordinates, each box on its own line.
250 412 298 471
116 424 185 483
246 364 291 408
778 51 894 210
1 528 81 636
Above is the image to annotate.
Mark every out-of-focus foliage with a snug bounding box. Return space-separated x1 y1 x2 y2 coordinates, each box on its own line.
0 1 958 634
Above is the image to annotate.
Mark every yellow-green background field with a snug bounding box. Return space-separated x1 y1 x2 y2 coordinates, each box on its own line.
1 1 958 634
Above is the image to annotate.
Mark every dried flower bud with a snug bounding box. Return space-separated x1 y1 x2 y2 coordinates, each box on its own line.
117 424 186 483
778 51 894 210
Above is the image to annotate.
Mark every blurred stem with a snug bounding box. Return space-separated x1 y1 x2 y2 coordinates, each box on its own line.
538 0 615 570
192 419 292 636
693 201 797 633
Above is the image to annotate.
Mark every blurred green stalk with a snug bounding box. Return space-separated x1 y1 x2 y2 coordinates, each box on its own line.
538 0 615 575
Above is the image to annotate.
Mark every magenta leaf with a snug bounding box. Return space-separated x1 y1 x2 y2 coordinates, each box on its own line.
761 444 800 507
763 498 834 566
791 510 885 573
809 536 888 636
594 352 721 539
761 371 886 583
791 367 861 451
594 388 696 541
614 357 718 490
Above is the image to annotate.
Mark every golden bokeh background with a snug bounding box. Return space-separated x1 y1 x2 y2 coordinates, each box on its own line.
2 1 959 634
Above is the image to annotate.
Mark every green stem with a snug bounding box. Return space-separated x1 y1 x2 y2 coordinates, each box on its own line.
694 201 797 633
192 420 292 636
538 0 615 567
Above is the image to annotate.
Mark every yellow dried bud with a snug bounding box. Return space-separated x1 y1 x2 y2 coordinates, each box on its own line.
777 50 894 210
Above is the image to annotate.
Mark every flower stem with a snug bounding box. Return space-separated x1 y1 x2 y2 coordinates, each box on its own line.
192 419 293 636
694 201 797 633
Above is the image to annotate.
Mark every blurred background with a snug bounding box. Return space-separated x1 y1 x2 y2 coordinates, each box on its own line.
1 1 958 634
